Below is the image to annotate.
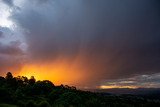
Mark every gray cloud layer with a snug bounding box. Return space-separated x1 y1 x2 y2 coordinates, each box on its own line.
1 0 160 87
0 31 3 38
0 26 24 75
102 73 160 88
2 0 14 6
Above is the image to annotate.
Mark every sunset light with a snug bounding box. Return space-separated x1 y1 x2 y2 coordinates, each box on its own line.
100 85 138 89
1 0 160 106
18 62 84 86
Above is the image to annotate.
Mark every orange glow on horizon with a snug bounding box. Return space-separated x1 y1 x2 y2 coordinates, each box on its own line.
16 59 85 86
100 85 138 89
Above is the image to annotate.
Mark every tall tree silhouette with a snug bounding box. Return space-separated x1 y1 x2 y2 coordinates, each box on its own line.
29 76 36 85
5 72 13 80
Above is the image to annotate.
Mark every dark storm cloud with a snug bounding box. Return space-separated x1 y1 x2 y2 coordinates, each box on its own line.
30 0 52 4
0 31 3 38
12 0 83 61
0 27 5 38
2 0 14 6
0 40 25 74
0 26 24 74
0 40 24 74
0 54 23 75
0 27 11 37
0 41 23 56
10 0 160 86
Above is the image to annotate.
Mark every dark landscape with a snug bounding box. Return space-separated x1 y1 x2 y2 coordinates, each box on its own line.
0 72 160 107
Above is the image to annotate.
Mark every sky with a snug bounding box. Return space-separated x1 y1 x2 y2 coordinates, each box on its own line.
0 0 160 89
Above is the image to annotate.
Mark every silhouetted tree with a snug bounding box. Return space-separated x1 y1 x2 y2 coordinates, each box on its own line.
32 80 54 95
5 72 17 89
26 100 37 107
15 76 29 86
5 72 13 80
0 88 13 103
38 101 51 107
29 76 36 85
0 76 5 85
0 72 160 107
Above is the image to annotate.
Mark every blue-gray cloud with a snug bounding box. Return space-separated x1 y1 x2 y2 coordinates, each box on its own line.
0 31 3 38
1 0 160 87
102 73 160 88
0 26 24 74
2 0 14 6
0 41 23 56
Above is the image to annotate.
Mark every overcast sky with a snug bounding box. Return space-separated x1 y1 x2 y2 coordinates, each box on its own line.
0 0 160 88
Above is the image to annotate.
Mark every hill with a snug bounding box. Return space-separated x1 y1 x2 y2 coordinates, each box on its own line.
0 72 160 107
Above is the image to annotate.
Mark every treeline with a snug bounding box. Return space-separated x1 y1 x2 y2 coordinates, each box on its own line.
0 72 160 107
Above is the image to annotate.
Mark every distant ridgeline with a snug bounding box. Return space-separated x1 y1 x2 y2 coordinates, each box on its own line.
0 72 160 107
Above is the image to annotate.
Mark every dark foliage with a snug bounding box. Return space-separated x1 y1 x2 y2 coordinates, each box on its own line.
0 72 160 107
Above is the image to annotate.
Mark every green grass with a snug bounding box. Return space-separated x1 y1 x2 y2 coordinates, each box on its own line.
0 104 17 107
